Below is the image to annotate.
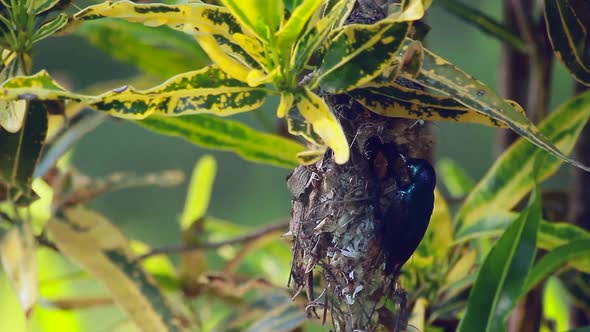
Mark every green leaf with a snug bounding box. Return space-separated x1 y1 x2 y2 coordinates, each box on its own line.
48 207 183 332
455 90 590 231
220 0 283 41
455 211 590 274
436 158 475 198
291 0 354 75
316 21 410 93
411 44 590 172
544 0 590 85
435 0 527 53
276 0 322 56
32 13 68 43
524 239 590 295
180 155 217 230
34 0 64 14
349 83 523 128
0 67 267 119
77 19 210 79
0 101 48 197
138 114 304 169
457 187 541 332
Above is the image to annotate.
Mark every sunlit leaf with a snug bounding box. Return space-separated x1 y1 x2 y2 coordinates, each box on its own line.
220 0 283 41
295 88 348 164
456 211 590 274
436 158 475 198
0 67 267 119
276 0 322 56
455 90 590 231
457 187 541 332
48 207 183 332
410 43 590 171
0 269 26 332
180 155 216 230
524 239 590 294
544 0 590 85
435 0 527 52
0 223 37 316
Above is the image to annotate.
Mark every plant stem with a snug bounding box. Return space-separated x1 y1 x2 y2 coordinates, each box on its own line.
137 219 289 261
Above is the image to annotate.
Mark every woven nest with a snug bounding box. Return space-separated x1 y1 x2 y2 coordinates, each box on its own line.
287 95 433 331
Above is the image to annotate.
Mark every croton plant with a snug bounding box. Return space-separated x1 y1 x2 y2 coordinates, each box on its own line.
0 0 590 331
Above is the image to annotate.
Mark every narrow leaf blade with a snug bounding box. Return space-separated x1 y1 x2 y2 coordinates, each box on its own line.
48 207 182 332
455 89 590 231
457 188 541 332
412 44 590 171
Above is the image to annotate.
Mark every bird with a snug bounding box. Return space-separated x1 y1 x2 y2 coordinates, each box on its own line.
362 137 436 276
381 157 436 276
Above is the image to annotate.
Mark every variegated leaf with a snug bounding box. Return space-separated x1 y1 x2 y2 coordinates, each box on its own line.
291 0 354 75
220 0 284 42
32 13 68 43
455 90 590 231
455 211 590 274
295 88 348 164
73 0 259 82
139 115 304 169
0 67 267 119
544 0 590 85
349 83 523 128
410 42 590 171
48 207 182 332
316 21 411 93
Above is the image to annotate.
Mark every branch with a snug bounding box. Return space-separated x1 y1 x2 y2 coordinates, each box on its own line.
136 219 289 261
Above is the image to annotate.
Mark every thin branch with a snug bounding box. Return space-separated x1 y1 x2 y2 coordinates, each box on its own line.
136 219 289 261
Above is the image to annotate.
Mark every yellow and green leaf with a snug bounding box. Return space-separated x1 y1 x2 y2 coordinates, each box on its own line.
316 21 411 93
455 211 590 274
291 0 354 75
295 88 349 164
544 0 590 85
32 13 69 43
48 207 183 332
410 43 590 171
0 67 267 119
139 115 304 169
276 0 323 57
455 89 590 231
349 83 523 128
221 0 283 42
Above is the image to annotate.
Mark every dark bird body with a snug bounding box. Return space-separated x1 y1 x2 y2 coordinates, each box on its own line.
382 158 436 275
364 138 436 276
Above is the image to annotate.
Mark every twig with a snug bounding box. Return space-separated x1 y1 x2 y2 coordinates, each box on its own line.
136 219 289 261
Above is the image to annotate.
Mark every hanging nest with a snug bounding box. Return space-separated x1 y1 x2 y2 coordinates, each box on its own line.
287 93 433 331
